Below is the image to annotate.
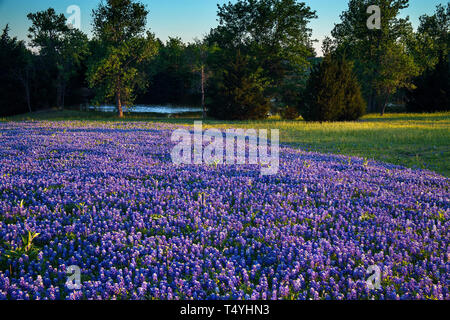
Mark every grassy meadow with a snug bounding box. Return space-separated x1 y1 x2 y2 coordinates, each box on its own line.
3 110 449 177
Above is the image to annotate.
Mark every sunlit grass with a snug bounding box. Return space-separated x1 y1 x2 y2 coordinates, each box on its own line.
3 110 449 176
202 113 450 177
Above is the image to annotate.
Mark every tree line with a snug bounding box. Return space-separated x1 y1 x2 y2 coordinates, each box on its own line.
0 0 449 120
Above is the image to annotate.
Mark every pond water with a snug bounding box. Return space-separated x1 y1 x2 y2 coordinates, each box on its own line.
89 105 202 114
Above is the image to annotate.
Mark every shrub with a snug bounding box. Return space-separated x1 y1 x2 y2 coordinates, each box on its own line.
280 106 299 120
207 51 271 120
300 55 366 122
406 55 450 112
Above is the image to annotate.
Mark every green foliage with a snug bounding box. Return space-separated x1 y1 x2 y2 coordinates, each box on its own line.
88 35 157 106
359 212 375 222
59 29 90 84
0 25 33 116
375 42 419 114
27 8 90 109
406 55 450 112
27 8 69 55
301 55 366 122
88 0 157 117
92 0 148 44
208 0 317 105
144 37 197 104
208 51 271 120
3 231 40 261
410 3 450 71
1 1 448 122
330 0 416 113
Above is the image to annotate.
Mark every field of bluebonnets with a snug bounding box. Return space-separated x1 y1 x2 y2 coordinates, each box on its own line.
0 120 448 300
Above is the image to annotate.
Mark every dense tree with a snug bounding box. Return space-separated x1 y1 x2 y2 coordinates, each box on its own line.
58 29 90 108
406 4 450 74
208 51 271 120
301 55 366 122
2 2 447 119
375 42 419 115
330 0 416 114
0 25 34 116
140 39 215 113
417 4 450 60
27 8 69 54
27 8 66 109
88 0 157 117
186 40 214 119
207 0 317 105
27 8 89 109
406 54 450 112
143 38 194 105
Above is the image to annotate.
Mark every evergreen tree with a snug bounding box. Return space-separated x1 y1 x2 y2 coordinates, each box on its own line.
406 55 450 112
208 0 317 106
340 60 367 121
301 55 366 122
208 51 271 120
0 25 34 116
330 0 415 114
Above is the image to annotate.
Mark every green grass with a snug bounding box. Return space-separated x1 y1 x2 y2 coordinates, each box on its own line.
3 110 449 177
3 109 203 122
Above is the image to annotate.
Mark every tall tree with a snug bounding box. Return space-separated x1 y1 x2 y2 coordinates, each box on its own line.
374 42 418 115
208 50 271 120
152 37 191 103
58 29 90 109
418 3 450 57
330 0 415 114
13 45 34 114
406 53 450 113
27 8 68 108
0 25 34 116
186 40 214 119
88 0 157 117
207 0 317 104
301 54 366 122
27 8 89 109
407 4 450 72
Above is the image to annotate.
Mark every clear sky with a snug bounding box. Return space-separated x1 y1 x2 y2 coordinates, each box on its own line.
0 0 447 55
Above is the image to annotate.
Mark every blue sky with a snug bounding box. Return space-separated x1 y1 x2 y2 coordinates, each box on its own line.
0 0 447 55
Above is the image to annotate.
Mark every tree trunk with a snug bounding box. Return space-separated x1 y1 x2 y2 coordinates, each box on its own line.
116 89 123 118
25 82 32 113
116 76 124 118
61 83 66 110
201 65 206 119
380 94 389 116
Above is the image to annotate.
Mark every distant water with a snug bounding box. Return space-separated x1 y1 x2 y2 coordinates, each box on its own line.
89 104 202 114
